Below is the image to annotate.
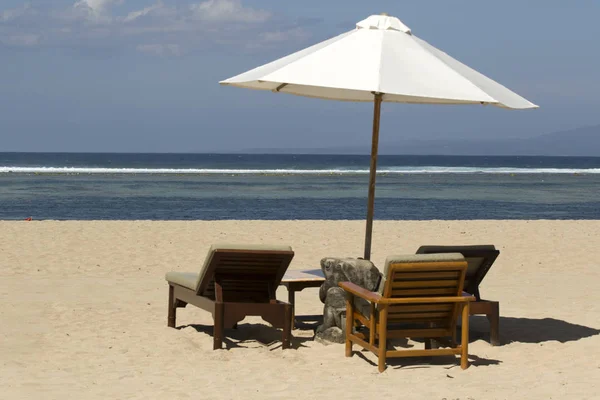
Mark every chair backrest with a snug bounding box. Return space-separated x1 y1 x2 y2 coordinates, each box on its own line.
195 244 294 303
380 253 467 329
416 245 499 300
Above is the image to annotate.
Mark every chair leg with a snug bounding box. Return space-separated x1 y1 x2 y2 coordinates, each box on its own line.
378 306 388 373
282 303 292 349
345 295 354 357
167 285 176 328
487 302 500 346
461 303 470 369
213 302 224 350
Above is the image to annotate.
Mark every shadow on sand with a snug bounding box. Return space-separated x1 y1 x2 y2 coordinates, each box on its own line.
352 348 501 371
470 315 600 345
179 323 313 350
347 315 600 370
177 315 599 370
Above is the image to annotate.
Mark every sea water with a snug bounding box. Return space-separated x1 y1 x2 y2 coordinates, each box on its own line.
1 153 599 220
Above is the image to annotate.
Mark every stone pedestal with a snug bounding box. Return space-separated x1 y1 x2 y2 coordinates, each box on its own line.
315 257 381 344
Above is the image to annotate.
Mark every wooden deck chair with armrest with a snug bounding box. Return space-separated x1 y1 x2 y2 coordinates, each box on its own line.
165 244 294 350
340 253 474 372
416 245 500 345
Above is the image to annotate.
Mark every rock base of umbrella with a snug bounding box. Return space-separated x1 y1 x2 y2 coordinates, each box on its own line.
315 257 381 344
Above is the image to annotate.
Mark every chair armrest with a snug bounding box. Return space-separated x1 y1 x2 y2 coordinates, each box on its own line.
379 295 475 305
339 282 382 303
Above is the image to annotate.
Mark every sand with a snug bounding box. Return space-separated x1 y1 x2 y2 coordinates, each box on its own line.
1 220 599 399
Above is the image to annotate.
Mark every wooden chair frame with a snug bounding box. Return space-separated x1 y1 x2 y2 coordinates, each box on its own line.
340 260 474 372
167 249 294 350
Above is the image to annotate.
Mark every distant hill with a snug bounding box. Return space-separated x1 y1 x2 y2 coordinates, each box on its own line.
243 125 600 156
525 125 600 156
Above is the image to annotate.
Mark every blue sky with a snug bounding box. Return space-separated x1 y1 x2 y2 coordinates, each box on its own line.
1 0 598 152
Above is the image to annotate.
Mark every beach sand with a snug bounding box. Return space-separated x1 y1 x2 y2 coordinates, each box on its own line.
1 220 599 399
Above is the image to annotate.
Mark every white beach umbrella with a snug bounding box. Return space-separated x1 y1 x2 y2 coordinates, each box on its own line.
220 13 538 260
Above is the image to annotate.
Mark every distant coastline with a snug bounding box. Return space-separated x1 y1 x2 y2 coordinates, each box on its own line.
241 124 600 157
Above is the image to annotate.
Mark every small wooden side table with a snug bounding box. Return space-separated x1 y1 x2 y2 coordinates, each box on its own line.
280 269 325 329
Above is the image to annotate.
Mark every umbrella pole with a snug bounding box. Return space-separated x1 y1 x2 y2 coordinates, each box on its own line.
364 93 383 260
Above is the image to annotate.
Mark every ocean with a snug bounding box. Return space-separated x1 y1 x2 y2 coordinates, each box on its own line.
1 152 599 220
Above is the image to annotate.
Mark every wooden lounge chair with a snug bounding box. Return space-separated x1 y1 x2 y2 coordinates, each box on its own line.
340 253 474 372
165 244 294 350
416 245 500 345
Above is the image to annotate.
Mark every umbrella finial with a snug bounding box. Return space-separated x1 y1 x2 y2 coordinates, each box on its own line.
357 14 411 33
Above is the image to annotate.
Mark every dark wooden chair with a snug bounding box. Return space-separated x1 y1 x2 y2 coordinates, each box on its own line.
416 245 500 345
340 253 474 372
165 244 294 350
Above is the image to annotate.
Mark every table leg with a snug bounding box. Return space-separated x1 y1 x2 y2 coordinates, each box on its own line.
288 285 296 330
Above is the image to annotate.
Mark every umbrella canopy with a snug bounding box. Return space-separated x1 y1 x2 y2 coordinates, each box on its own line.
220 14 538 259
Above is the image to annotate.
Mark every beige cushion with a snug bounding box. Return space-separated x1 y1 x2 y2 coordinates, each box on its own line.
377 253 465 295
165 272 198 290
166 243 293 292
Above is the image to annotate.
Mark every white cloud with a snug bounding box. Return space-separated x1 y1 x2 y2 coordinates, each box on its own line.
1 4 34 22
243 28 310 51
68 0 271 25
71 0 123 23
189 0 271 23
259 28 309 44
123 2 165 23
136 43 182 56
74 0 123 15
0 0 313 54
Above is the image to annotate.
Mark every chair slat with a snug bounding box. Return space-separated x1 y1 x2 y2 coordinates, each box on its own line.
392 280 460 288
214 273 278 281
392 271 460 280
219 257 285 265
388 304 454 313
217 264 282 270
387 312 451 319
388 318 449 326
391 288 458 296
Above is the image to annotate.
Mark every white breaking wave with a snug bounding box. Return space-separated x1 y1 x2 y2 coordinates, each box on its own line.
1 166 600 174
